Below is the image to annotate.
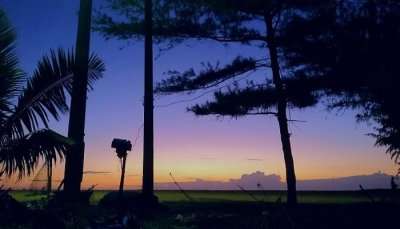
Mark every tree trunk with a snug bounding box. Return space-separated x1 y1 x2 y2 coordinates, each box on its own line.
63 0 92 200
265 14 298 206
142 0 155 198
119 155 127 195
47 159 52 199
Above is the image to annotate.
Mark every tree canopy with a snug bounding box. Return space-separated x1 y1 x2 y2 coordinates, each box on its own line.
0 9 105 178
281 0 400 167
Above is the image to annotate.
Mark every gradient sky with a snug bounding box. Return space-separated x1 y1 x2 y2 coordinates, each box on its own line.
1 0 397 189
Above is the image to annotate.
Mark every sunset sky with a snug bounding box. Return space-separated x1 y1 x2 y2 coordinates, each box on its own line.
1 0 397 190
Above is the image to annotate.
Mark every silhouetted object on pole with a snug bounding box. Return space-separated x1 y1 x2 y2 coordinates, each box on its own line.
63 0 93 200
142 0 155 200
391 177 398 190
112 139 132 194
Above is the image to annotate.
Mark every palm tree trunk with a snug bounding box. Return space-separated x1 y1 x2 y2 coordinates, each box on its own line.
142 0 155 198
265 14 298 206
63 0 92 199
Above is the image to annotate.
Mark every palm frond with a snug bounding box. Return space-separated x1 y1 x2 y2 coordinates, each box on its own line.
2 49 105 138
0 129 73 178
0 9 25 120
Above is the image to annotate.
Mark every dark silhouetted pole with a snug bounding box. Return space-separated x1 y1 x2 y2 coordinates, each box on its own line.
119 155 127 194
142 0 154 198
63 0 92 199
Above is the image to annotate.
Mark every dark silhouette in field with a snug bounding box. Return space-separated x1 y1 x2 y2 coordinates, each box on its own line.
111 138 132 194
391 176 398 190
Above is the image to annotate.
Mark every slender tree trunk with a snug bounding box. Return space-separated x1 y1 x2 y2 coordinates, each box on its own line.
142 0 155 198
119 155 127 194
47 159 52 199
265 14 298 206
63 0 92 200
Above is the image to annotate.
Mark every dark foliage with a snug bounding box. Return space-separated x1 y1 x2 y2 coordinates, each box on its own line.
190 82 318 117
0 9 105 178
281 0 400 167
156 57 262 94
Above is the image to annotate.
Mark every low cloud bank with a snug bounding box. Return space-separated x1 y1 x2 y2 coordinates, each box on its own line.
155 171 394 191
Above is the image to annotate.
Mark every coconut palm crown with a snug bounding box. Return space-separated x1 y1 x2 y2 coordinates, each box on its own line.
0 9 105 178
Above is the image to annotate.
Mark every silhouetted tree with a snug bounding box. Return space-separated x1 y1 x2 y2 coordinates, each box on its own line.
141 0 156 200
63 0 95 199
155 0 326 206
95 0 326 206
0 9 104 178
280 0 400 171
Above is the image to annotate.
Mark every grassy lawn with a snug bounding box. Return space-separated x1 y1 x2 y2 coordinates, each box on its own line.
5 190 400 229
10 190 393 205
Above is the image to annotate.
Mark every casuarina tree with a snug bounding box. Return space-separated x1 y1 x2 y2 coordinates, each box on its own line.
280 0 400 172
154 0 323 206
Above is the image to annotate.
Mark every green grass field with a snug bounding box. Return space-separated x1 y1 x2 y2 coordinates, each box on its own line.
10 190 396 205
6 190 400 229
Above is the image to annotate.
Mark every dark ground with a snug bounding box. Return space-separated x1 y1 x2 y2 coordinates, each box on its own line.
1 190 400 229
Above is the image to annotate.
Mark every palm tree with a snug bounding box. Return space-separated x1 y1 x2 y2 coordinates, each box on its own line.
63 0 94 199
0 9 104 179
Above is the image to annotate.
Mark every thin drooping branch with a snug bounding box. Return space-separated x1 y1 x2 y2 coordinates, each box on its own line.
155 57 267 94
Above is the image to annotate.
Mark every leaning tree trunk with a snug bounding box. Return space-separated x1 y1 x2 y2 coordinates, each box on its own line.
63 0 92 200
265 14 298 206
142 0 155 198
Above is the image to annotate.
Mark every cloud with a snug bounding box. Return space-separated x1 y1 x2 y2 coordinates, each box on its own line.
155 171 394 191
246 158 264 161
83 171 112 175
